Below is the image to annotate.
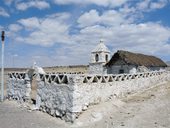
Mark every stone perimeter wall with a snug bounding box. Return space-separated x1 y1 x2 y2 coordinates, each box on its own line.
7 71 170 122
7 73 31 101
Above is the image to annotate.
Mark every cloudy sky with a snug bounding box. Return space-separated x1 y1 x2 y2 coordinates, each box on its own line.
0 0 170 67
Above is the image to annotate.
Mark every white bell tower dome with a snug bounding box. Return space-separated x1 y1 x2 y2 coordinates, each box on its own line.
89 39 110 74
90 39 110 64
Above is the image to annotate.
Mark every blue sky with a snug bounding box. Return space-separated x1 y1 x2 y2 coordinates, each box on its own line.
0 0 170 67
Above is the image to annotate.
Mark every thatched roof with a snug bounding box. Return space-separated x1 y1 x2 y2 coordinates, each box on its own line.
106 50 167 67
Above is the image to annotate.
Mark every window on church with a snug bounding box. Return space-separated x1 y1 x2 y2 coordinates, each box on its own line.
119 69 124 74
95 54 99 62
105 54 108 62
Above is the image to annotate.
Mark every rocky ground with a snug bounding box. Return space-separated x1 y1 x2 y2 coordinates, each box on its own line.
0 82 170 128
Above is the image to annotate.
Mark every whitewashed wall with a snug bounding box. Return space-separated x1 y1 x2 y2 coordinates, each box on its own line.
149 66 164 71
107 65 135 74
73 71 170 112
36 74 75 121
7 73 31 102
89 63 107 74
7 71 170 122
106 65 166 74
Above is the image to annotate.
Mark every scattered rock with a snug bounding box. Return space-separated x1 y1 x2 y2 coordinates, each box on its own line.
55 110 61 117
91 112 103 121
82 105 88 111
127 92 131 94
120 122 125 126
28 110 32 112
50 109 55 116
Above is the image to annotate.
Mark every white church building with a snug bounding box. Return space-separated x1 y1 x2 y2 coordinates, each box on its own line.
89 40 167 74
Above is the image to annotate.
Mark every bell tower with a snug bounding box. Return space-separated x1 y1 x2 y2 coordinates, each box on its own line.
89 39 110 74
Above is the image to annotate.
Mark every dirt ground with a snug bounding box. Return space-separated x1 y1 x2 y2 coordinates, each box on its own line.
0 82 170 128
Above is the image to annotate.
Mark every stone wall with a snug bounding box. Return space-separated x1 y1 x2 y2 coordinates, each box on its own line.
7 72 31 101
35 74 76 121
7 73 78 121
107 65 135 74
89 63 107 74
72 71 170 112
107 65 165 74
6 71 170 122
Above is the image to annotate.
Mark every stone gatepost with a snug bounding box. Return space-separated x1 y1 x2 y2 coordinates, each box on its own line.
25 74 31 101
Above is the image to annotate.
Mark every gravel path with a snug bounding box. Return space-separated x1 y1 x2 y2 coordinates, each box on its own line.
0 101 69 128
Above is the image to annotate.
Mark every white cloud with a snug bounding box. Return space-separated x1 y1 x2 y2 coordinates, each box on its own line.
8 24 22 32
4 0 14 6
136 0 168 11
15 13 71 46
109 0 129 7
53 0 128 8
0 7 10 17
0 25 3 30
18 17 40 30
77 10 100 27
150 0 168 9
78 9 129 28
46 12 71 21
117 0 169 23
74 22 170 56
136 0 151 10
16 0 50 11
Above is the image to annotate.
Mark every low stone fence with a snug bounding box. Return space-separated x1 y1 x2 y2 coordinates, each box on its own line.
72 71 170 112
7 71 170 122
36 74 76 121
7 72 31 101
